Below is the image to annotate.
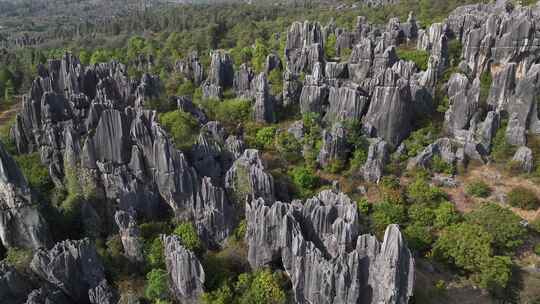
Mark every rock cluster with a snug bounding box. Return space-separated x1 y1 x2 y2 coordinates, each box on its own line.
245 190 414 304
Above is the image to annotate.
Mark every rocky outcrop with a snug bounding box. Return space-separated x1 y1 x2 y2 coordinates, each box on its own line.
325 83 369 124
444 73 480 137
252 73 275 123
225 149 275 204
114 210 144 263
362 139 389 183
0 141 50 250
364 68 413 148
318 123 349 168
30 238 115 304
511 146 534 173
25 286 71 304
0 262 32 303
407 138 460 170
202 50 234 99
176 51 204 86
245 190 414 304
233 64 255 99
161 234 205 304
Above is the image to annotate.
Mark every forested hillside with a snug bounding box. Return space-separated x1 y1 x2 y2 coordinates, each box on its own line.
0 1 539 304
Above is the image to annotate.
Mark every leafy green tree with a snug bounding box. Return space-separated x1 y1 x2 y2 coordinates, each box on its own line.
396 48 429 70
255 127 277 150
433 223 493 273
325 34 337 59
147 238 165 268
466 203 526 253
276 131 302 163
174 222 202 253
408 204 435 227
236 270 286 304
406 176 447 206
433 201 460 229
404 224 433 252
90 50 109 65
145 269 170 302
252 39 270 73
159 110 200 151
14 152 53 195
372 201 407 235
290 166 319 198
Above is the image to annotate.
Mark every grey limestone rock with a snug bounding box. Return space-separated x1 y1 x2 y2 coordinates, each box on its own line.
511 146 534 173
161 234 205 304
245 190 414 304
30 238 112 304
114 210 144 263
225 149 275 204
0 141 51 250
252 73 275 123
362 139 390 183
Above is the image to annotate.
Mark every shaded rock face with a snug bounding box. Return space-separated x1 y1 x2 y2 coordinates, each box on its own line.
325 83 369 124
25 286 71 304
0 262 32 303
225 149 275 204
362 138 389 183
444 73 480 136
114 210 144 263
511 146 534 173
161 235 205 304
245 190 414 304
175 51 204 86
252 73 275 123
318 123 349 168
12 53 238 248
285 21 325 74
364 68 413 148
30 238 116 304
0 141 51 250
233 64 255 99
203 50 234 99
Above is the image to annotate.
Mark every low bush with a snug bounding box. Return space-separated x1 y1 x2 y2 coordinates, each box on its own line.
159 110 200 151
507 187 539 210
466 203 526 253
174 222 202 253
255 127 277 150
5 247 33 272
15 152 54 195
275 131 302 163
465 180 491 198
290 166 319 198
396 48 429 70
145 269 170 302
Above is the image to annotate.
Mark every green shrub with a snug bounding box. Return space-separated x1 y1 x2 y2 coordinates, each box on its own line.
145 269 170 302
396 48 429 70
159 110 200 151
14 152 54 195
174 222 202 253
357 198 371 215
325 34 337 59
235 270 286 304
325 159 346 174
255 127 277 150
406 176 447 205
197 98 252 130
290 166 319 198
371 201 407 235
434 201 460 229
232 220 247 242
275 131 302 163
431 155 454 175
466 203 527 253
535 244 540 256
507 187 539 210
5 247 33 272
465 180 491 198
404 224 433 252
146 238 165 268
479 72 492 110
408 204 435 227
268 69 283 97
492 120 516 162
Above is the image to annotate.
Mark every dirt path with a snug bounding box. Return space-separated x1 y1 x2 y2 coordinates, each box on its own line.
0 96 22 126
